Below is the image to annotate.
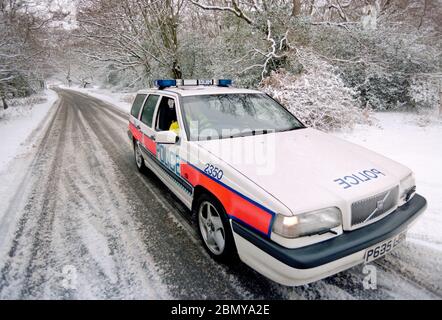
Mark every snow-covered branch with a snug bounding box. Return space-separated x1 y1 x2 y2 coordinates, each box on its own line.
260 51 370 131
189 0 254 24
240 20 294 79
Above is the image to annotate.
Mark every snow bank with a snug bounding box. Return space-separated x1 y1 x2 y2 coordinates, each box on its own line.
0 90 58 173
334 112 442 249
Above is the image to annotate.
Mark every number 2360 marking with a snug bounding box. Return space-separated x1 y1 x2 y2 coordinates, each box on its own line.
204 164 223 180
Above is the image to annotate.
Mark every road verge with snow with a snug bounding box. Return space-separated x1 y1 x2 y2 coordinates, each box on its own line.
0 90 59 173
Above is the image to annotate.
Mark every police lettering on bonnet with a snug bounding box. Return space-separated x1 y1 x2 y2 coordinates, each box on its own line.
127 78 426 286
334 168 386 189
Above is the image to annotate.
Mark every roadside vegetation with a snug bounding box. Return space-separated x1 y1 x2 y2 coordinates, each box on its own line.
1 0 441 130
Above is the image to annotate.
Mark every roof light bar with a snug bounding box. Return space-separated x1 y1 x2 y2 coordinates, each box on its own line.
182 79 198 86
154 78 232 89
154 79 176 89
217 79 232 87
198 79 214 86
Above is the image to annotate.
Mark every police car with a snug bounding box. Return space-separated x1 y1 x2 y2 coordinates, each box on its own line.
127 79 426 286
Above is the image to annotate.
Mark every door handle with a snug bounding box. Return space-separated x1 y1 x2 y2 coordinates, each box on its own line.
136 125 141 130
149 135 155 141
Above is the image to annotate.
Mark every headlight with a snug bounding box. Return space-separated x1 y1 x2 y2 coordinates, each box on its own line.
272 207 341 239
400 173 416 202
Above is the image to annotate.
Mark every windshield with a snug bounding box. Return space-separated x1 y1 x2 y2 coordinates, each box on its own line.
182 93 304 141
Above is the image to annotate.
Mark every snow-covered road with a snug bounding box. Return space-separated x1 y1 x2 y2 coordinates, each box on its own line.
0 89 440 299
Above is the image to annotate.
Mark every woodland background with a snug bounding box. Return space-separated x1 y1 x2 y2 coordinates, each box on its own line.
1 0 441 129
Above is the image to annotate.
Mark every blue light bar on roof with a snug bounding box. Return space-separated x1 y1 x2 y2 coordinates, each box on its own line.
217 79 232 87
154 79 176 88
154 78 232 89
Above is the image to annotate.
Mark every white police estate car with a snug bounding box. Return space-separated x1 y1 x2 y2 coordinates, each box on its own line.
127 79 426 286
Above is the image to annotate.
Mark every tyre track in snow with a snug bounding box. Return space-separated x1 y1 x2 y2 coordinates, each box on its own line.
0 101 66 298
374 242 442 298
0 91 170 299
48 101 168 299
17 99 68 298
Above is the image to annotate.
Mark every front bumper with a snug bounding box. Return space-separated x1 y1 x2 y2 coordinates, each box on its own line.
231 194 427 286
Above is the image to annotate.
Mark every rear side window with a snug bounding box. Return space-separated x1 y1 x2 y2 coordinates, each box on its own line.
140 94 160 127
131 94 147 118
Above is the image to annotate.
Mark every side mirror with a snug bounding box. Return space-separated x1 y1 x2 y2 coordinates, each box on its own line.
156 131 178 144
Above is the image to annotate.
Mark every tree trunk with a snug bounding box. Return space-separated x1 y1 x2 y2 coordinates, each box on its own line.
172 61 182 79
292 0 301 16
2 96 8 110
439 89 442 117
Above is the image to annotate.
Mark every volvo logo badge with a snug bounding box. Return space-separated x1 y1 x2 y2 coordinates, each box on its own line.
376 200 385 211
363 189 391 224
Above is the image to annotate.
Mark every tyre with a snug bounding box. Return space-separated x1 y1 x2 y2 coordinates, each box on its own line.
196 193 238 263
134 141 147 173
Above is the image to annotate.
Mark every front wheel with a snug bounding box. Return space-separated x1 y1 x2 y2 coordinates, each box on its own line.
196 193 238 263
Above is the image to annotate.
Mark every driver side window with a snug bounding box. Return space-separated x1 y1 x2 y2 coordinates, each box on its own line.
155 96 179 134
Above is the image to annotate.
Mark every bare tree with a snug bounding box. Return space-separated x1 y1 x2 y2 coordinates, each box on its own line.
0 0 63 107
189 0 296 78
292 0 302 17
75 0 186 83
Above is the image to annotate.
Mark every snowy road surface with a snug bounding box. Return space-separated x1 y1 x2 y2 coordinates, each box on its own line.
0 89 440 299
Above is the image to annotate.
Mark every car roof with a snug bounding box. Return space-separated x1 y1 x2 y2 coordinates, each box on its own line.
136 86 263 97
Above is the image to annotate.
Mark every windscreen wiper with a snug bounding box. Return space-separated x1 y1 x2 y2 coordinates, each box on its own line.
230 130 270 138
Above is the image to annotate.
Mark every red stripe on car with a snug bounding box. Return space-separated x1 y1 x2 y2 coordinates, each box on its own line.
180 163 272 235
129 122 142 141
129 123 157 156
143 134 156 156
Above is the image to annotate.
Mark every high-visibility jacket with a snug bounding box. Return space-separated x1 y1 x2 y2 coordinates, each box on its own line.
169 121 180 135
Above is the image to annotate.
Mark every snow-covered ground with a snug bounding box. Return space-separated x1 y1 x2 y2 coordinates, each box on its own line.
0 90 58 173
334 113 442 251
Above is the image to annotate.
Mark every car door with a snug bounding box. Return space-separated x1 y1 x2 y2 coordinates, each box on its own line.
129 93 148 142
138 93 160 161
152 94 193 208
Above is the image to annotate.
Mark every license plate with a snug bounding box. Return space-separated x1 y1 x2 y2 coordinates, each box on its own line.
364 231 407 263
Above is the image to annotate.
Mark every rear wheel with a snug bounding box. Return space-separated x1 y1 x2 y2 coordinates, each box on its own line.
134 141 147 173
196 193 237 262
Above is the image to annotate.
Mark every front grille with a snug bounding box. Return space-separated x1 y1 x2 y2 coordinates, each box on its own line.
351 186 399 227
